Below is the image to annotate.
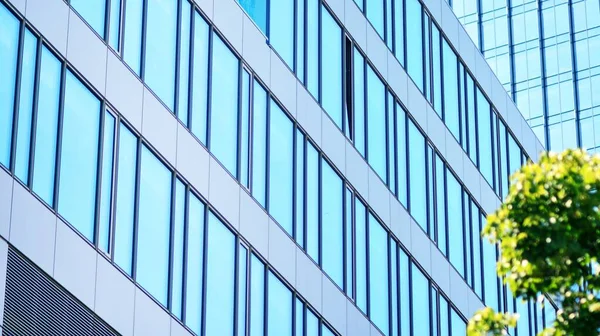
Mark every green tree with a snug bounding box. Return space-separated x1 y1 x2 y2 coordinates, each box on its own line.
467 149 600 336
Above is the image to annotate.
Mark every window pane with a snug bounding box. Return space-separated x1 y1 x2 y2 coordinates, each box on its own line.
172 179 186 319
322 325 335 336
447 172 464 276
296 131 305 247
435 155 447 255
399 250 410 336
367 66 386 180
14 29 38 183
295 299 303 336
32 47 61 206
443 39 460 138
356 199 367 313
108 0 121 50
137 146 171 305
408 120 427 229
483 215 499 311
71 0 106 37
354 49 366 156
296 0 305 82
396 104 408 206
472 205 483 297
369 214 389 334
387 93 396 192
307 0 319 97
123 0 143 75
321 160 343 288
440 295 449 336
205 212 236 335
269 102 294 235
210 34 239 176
58 71 101 241
390 241 398 336
366 0 384 37
250 254 265 336
238 246 248 336
466 74 477 163
345 188 353 295
98 112 115 253
412 265 430 336
114 124 138 275
270 0 294 67
307 309 319 336
241 70 251 188
267 273 293 336
191 12 209 143
406 0 423 91
451 309 466 335
177 1 192 125
252 81 268 207
477 88 493 185
321 8 343 127
185 193 205 334
306 142 319 261
239 0 267 33
394 0 405 64
432 25 442 115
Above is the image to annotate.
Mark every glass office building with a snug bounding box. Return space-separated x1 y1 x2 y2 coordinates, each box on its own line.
0 0 558 335
449 0 600 153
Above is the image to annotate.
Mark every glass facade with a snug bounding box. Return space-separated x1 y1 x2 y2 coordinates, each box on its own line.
0 0 564 335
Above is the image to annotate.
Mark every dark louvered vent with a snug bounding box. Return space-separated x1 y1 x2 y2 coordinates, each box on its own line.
2 248 119 336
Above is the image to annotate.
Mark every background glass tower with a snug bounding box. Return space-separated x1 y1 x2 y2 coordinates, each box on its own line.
450 0 600 152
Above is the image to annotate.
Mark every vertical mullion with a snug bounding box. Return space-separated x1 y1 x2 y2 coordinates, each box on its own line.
130 137 142 280
27 37 42 189
109 116 122 262
93 102 107 249
140 0 149 79
200 204 209 336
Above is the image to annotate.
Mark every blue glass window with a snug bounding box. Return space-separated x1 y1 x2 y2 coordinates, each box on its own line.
466 74 477 164
443 39 460 138
322 325 335 336
58 71 101 241
98 112 115 254
321 8 343 127
123 0 143 75
268 272 293 336
393 0 405 65
406 0 423 91
369 214 389 334
250 254 265 336
114 124 138 275
399 250 410 336
345 188 353 295
412 265 430 336
269 102 294 235
205 212 236 335
432 24 442 115
295 299 304 336
270 0 294 67
136 146 172 305
483 221 499 311
477 88 494 185
355 199 367 313
296 0 305 82
177 1 192 125
296 131 305 247
390 241 398 336
354 49 366 156
252 81 268 207
32 47 61 206
366 0 384 37
508 133 521 176
408 120 427 229
499 121 509 198
396 104 408 206
431 288 438 336
306 142 319 262
367 66 386 180
387 93 396 191
186 193 205 334
238 246 248 336
321 160 343 288
451 308 466 335
171 179 186 319
440 295 449 336
108 0 121 50
239 0 267 33
435 154 447 255
191 12 209 143
447 172 464 276
210 35 239 176
307 309 319 336
241 70 251 188
307 0 319 98
71 0 106 38
14 29 38 183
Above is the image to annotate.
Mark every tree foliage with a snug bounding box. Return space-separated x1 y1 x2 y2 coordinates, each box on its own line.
467 149 600 335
